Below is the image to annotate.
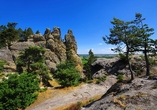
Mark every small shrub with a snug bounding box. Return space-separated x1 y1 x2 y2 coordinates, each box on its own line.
39 88 47 92
89 98 95 103
119 53 127 62
77 101 82 108
117 74 124 81
0 60 6 72
96 79 101 84
96 76 107 84
149 57 157 66
87 80 93 83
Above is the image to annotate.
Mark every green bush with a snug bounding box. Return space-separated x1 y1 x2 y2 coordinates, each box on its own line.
117 74 124 81
0 72 40 110
149 57 157 66
54 61 81 87
0 60 6 72
119 53 127 62
96 79 101 84
96 76 107 84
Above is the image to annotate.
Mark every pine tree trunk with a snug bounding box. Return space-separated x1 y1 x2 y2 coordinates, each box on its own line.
144 51 150 76
126 48 134 81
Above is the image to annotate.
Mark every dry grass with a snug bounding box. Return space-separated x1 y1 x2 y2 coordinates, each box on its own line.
55 94 102 110
119 94 127 101
137 108 143 110
113 98 126 108
27 80 83 109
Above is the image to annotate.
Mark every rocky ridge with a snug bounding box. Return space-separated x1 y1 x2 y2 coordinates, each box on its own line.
0 27 82 73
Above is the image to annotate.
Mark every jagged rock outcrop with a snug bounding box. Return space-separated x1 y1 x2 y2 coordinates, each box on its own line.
65 29 83 74
65 29 77 53
45 27 67 62
0 26 82 73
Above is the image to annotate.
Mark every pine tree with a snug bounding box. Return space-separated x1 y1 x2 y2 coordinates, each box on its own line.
16 46 51 86
84 49 96 80
0 22 19 48
103 18 135 80
134 13 154 76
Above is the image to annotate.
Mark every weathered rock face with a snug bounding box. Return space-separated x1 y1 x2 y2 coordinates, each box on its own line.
0 27 82 73
91 55 148 79
10 42 35 58
91 57 126 78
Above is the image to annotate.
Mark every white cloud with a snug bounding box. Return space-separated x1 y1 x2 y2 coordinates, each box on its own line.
98 43 102 45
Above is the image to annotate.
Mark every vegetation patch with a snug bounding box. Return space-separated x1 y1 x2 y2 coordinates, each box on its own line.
0 72 40 110
0 60 7 72
54 61 81 87
117 74 124 81
56 95 102 110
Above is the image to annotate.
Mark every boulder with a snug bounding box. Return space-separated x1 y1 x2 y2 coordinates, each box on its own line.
35 41 46 47
0 47 13 62
33 34 45 42
27 35 34 42
91 57 123 75
45 60 57 71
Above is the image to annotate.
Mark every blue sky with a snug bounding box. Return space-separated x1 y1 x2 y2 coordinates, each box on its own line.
1 0 157 54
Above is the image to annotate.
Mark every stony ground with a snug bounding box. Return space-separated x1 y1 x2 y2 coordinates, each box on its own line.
26 75 117 110
82 76 157 110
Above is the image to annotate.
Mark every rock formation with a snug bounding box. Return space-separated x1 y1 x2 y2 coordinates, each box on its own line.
0 26 82 73
91 55 147 79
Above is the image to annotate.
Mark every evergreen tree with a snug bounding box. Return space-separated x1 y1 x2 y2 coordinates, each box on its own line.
0 22 20 48
16 46 51 86
84 49 96 80
35 30 40 34
103 18 135 81
20 27 34 41
134 13 154 76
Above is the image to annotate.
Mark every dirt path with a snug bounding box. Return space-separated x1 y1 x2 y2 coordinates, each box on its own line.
26 75 117 110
